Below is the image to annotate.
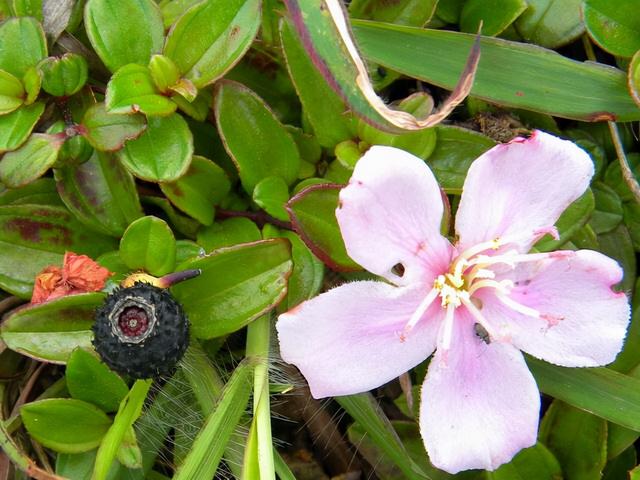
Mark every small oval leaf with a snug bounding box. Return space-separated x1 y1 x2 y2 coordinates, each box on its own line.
584 0 640 58
0 101 45 153
0 17 47 77
0 133 63 188
119 215 176 276
117 113 193 182
84 0 164 72
106 64 177 116
81 103 147 152
38 53 88 97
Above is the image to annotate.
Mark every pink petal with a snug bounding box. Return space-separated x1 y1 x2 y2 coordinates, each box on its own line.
482 250 630 367
337 145 453 286
420 308 539 473
456 131 593 252
276 280 442 398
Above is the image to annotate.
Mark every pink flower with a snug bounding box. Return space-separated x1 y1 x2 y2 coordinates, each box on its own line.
277 131 630 473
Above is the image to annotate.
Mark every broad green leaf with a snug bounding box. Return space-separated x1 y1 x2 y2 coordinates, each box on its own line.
215 80 300 193
536 190 595 252
623 202 640 252
427 125 496 193
55 150 143 237
337 394 429 480
12 0 43 20
351 20 640 122
0 17 47 77
1 293 104 361
66 348 129 413
105 64 176 116
0 205 114 297
173 360 253 480
163 0 261 88
0 101 44 153
598 224 636 294
590 183 623 234
196 217 261 252
603 446 636 480
160 155 230 226
84 0 164 72
117 113 193 182
584 0 640 58
0 69 24 115
81 103 147 152
56 450 97 480
488 443 562 480
539 400 607 480
21 398 112 453
93 379 152 480
287 184 360 271
38 53 88 97
172 239 291 338
119 216 176 276
0 133 62 187
460 0 527 37
515 0 584 48
280 18 354 148
604 153 640 203
349 0 438 26
527 357 640 431
252 176 289 221
0 177 62 206
283 0 478 132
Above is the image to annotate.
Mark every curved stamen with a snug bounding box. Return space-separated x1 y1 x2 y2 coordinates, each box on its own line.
439 304 456 354
470 250 575 270
495 292 563 327
467 279 513 296
401 287 439 339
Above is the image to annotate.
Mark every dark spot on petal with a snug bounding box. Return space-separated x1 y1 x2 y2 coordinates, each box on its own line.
392 263 405 277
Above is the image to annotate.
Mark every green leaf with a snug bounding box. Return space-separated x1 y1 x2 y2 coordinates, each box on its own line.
598 224 636 294
590 183 623 235
1 293 104 361
536 190 595 252
66 348 129 413
197 217 261 252
514 0 585 49
172 239 292 338
351 20 640 122
0 17 47 78
278 231 324 310
584 0 640 58
12 0 43 20
116 425 143 469
215 80 300 193
56 450 97 480
539 400 607 480
0 205 114 297
38 53 88 97
106 64 177 116
337 394 429 480
0 69 24 115
55 150 143 237
252 176 289 222
173 359 253 480
0 133 63 188
280 18 354 149
527 357 640 431
623 202 640 252
84 0 164 72
160 155 230 226
93 379 152 480
427 126 496 193
349 0 438 27
0 177 62 206
0 101 44 153
119 216 176 276
163 0 261 88
629 51 640 108
357 93 438 159
21 398 112 453
117 113 193 182
488 443 562 480
81 103 147 152
287 184 360 271
148 54 180 93
460 0 527 37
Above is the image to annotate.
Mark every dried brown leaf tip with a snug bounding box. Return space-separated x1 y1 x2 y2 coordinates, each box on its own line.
31 252 113 304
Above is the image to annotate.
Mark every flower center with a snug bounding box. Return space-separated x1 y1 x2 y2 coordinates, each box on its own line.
399 231 570 349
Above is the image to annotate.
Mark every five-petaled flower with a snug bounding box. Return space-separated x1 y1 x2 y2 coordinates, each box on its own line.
277 131 630 473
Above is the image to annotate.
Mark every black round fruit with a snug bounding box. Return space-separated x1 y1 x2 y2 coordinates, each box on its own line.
93 282 189 379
